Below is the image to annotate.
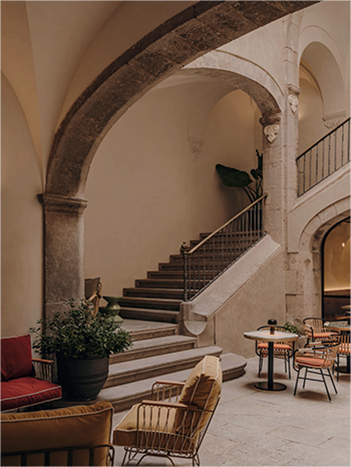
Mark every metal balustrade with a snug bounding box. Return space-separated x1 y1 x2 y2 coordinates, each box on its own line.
297 117 350 196
182 195 267 301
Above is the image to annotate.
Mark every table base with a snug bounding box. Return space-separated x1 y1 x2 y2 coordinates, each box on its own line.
254 382 287 391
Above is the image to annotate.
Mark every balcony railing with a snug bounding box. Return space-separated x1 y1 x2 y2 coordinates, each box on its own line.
297 117 350 196
182 194 267 301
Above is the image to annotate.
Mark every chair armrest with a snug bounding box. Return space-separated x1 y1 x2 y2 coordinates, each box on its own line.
33 358 54 364
151 380 185 402
140 400 198 411
153 380 185 387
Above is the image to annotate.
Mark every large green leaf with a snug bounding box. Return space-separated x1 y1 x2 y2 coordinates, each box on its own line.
216 163 252 188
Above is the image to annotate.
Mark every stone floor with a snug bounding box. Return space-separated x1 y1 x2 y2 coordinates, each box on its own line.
112 356 350 466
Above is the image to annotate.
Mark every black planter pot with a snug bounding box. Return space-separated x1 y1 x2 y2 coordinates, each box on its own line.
56 354 109 401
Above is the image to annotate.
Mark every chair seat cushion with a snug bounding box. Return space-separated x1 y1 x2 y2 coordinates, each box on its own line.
1 377 62 411
113 403 193 451
312 332 336 338
295 355 326 367
258 343 292 350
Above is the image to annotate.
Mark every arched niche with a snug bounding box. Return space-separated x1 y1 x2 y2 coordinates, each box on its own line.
299 38 347 125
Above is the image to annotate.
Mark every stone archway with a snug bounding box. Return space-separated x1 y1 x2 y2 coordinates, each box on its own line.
40 1 318 317
286 197 350 327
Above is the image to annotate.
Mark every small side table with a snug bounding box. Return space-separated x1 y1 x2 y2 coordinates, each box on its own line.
244 330 298 391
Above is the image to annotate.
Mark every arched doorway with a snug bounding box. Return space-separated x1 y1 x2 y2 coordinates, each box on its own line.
322 218 351 320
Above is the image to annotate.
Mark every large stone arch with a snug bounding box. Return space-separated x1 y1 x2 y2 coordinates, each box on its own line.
40 1 317 317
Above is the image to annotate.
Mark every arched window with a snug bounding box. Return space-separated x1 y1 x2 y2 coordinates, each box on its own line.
322 218 351 320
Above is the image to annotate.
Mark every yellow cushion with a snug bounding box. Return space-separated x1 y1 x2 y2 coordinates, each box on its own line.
175 356 222 433
1 401 113 466
113 403 194 453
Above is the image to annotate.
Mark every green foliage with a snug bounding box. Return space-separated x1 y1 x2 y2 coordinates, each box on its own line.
283 321 302 336
216 150 263 204
30 299 133 360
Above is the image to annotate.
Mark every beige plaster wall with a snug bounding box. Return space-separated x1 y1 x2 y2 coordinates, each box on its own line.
84 83 261 296
215 247 286 359
1 75 43 337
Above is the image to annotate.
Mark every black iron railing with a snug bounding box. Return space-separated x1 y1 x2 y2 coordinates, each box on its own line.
297 117 350 196
182 194 267 301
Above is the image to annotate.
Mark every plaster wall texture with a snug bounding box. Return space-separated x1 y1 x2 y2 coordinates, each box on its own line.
1 75 43 337
84 84 260 295
215 243 285 358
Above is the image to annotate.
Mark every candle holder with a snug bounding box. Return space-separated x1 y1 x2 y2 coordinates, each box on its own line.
268 319 277 334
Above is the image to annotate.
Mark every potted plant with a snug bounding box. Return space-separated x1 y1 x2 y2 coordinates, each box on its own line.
216 150 263 204
30 299 132 401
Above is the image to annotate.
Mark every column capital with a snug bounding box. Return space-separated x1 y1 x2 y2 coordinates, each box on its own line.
286 83 301 96
38 193 88 214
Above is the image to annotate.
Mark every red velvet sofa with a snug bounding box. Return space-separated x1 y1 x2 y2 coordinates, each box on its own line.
1 334 62 412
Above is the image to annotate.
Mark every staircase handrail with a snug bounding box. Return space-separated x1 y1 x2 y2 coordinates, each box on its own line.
182 194 267 301
184 194 268 256
296 117 350 196
296 117 350 162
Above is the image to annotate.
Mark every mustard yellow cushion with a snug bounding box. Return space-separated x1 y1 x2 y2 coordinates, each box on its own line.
175 356 222 433
1 401 113 466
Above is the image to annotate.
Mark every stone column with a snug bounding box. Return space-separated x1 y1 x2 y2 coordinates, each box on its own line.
38 193 88 320
259 112 284 245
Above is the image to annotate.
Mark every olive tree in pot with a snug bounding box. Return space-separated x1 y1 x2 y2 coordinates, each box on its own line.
30 299 132 401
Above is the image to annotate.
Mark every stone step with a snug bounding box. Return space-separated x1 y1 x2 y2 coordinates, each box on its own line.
147 270 214 280
123 287 184 300
120 307 179 323
121 319 178 341
119 296 181 311
104 345 223 388
158 262 229 271
187 238 258 249
135 279 184 289
98 353 247 412
199 230 262 239
109 335 197 364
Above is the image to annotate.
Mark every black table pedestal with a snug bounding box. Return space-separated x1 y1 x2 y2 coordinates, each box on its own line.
255 341 288 392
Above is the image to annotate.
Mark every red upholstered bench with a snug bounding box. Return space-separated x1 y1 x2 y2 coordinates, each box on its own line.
1 335 62 412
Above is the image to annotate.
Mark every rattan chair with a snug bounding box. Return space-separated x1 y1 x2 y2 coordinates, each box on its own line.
303 317 338 345
335 333 351 381
293 341 339 401
255 325 295 379
113 356 222 467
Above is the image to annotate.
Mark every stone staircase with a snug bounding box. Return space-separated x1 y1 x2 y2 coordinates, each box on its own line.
97 230 255 412
99 319 246 412
119 230 260 323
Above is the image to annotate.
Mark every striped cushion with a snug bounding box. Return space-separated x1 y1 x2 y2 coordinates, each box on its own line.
258 343 292 350
295 356 326 367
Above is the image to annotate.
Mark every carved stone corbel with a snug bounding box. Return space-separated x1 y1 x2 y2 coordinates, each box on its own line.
260 113 281 143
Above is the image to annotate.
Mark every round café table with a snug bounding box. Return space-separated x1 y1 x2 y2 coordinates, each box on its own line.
324 320 350 373
244 330 299 391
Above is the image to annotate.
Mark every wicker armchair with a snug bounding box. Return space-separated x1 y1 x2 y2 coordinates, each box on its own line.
303 317 338 345
113 356 222 467
255 325 295 379
293 341 339 401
